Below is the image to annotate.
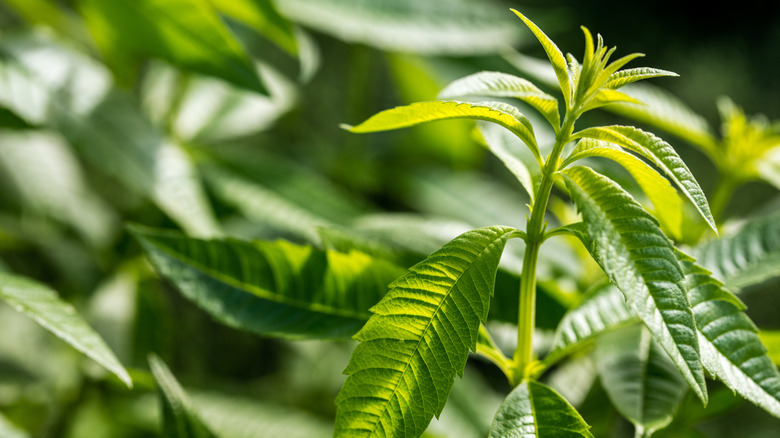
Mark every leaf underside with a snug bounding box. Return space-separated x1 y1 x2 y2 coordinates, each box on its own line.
489 380 593 438
335 226 515 438
561 165 706 404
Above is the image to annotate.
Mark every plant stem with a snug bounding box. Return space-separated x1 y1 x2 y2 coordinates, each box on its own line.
511 115 576 385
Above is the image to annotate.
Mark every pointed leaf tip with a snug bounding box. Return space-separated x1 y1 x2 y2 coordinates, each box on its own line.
339 123 354 131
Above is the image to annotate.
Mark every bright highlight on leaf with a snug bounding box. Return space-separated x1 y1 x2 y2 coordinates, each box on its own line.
0 272 132 387
489 380 593 438
561 166 707 404
335 226 516 438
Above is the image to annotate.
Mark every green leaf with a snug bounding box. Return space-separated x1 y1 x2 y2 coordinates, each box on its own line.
488 380 593 438
438 71 560 129
275 0 522 55
595 325 687 435
561 166 707 404
547 284 636 366
0 272 132 387
759 331 780 366
208 0 298 55
604 67 678 89
679 252 780 418
335 226 516 438
343 101 539 160
477 122 541 204
607 84 719 156
149 355 217 438
0 411 31 438
573 125 717 234
562 138 683 239
131 225 406 339
693 211 780 290
79 0 266 93
511 9 572 109
579 88 642 114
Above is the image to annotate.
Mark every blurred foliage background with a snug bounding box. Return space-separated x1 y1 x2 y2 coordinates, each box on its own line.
0 0 778 437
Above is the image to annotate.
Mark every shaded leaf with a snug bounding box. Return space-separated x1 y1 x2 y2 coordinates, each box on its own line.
0 272 131 387
596 325 687 435
344 101 539 159
149 355 217 438
477 121 541 204
132 225 405 339
679 252 780 418
438 71 560 129
693 211 780 290
488 379 593 438
276 0 521 55
561 166 706 403
209 0 298 55
335 226 516 437
80 0 266 93
574 125 717 234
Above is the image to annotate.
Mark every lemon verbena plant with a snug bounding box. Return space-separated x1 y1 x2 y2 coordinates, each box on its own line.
332 10 780 438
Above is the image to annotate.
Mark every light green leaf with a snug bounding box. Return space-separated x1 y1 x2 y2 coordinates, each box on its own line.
0 272 132 387
547 284 636 366
595 325 687 435
561 166 706 404
759 331 780 366
0 411 30 438
573 125 717 234
275 0 521 55
608 83 719 156
679 252 780 418
344 101 539 160
208 0 298 55
149 355 217 438
131 225 406 339
488 379 593 438
335 226 516 438
511 9 572 109
693 211 780 290
579 88 642 114
562 138 683 239
79 0 266 93
477 122 541 203
604 67 678 89
438 71 560 129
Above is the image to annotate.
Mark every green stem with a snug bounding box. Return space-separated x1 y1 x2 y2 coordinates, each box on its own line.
511 115 576 385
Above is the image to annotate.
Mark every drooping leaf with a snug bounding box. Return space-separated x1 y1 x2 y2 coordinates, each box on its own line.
334 226 516 438
562 138 683 239
79 0 267 94
0 272 132 387
693 211 780 290
131 225 406 339
608 83 719 156
603 67 678 90
547 284 636 366
488 379 593 438
477 121 541 204
573 125 717 234
561 166 707 404
511 9 572 109
275 0 522 55
595 324 687 436
679 252 780 418
149 355 217 438
438 71 560 129
343 101 539 160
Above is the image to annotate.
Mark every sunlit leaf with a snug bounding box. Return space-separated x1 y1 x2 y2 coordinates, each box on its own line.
335 226 516 437
561 166 707 404
149 355 217 438
132 225 405 339
562 138 683 239
488 379 593 437
343 101 539 159
438 71 560 129
275 0 522 55
579 88 642 114
679 252 780 418
79 0 266 93
511 9 572 108
693 211 780 290
0 271 132 387
596 325 687 435
573 125 717 234
759 331 780 366
603 67 678 89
